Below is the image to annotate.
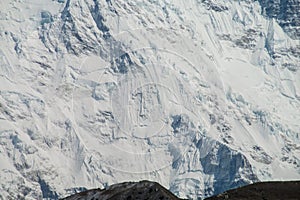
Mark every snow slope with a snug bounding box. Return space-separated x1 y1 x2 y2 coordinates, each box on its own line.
0 0 299 199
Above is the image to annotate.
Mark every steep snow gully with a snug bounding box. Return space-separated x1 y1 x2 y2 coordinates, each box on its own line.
0 0 299 199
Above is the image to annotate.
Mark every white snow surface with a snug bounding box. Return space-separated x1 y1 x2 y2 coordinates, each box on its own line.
0 0 299 199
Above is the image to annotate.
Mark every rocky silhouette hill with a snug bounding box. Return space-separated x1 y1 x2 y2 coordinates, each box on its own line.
62 180 300 200
62 180 183 200
206 181 300 200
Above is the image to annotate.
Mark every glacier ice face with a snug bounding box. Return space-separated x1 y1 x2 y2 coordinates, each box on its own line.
0 0 300 199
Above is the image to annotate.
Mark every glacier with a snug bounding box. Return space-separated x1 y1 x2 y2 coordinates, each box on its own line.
0 0 299 199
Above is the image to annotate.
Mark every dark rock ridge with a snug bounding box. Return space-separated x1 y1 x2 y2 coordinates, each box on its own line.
62 180 300 200
61 180 184 200
206 181 300 200
257 0 300 39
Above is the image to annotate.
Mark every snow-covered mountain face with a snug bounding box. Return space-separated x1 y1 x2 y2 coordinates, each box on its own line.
0 0 299 199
